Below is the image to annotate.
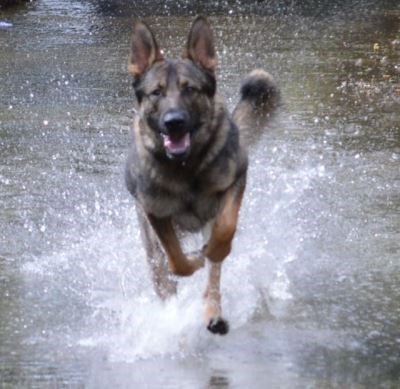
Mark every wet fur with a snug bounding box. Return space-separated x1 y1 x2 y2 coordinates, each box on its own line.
125 16 279 334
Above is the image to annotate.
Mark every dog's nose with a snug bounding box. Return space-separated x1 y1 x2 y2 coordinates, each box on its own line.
163 110 188 133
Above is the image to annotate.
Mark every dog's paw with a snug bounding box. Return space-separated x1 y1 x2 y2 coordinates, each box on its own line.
207 316 229 335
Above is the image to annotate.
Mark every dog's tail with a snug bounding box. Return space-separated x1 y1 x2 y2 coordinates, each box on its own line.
233 69 280 148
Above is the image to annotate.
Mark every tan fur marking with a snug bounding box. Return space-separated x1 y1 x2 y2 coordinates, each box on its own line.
148 215 205 276
204 262 222 322
204 178 246 262
128 63 142 77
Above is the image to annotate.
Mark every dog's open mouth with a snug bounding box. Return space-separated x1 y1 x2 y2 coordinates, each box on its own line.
162 132 191 157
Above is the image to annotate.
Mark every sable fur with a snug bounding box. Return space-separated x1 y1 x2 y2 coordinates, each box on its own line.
125 16 280 334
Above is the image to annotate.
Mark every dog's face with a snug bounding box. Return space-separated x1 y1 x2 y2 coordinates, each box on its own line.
129 17 217 161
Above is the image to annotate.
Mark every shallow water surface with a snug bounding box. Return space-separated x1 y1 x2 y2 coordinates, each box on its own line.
1 1 399 388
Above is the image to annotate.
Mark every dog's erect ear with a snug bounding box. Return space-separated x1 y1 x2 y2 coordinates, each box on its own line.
184 16 217 73
128 21 164 78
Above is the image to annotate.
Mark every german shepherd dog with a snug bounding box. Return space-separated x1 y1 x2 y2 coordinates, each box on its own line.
125 16 279 335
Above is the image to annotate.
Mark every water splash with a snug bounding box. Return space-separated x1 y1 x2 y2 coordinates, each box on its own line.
21 117 322 361
0 21 13 29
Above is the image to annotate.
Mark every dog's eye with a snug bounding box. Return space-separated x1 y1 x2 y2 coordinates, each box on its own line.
183 85 197 94
151 89 162 97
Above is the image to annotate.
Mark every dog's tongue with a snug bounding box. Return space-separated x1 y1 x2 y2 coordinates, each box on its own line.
163 132 191 155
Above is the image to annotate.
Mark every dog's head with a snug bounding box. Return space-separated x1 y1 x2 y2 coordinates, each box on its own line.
128 16 217 161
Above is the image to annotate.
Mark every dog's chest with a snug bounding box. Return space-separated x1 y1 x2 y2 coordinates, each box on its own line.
139 172 222 231
172 190 221 232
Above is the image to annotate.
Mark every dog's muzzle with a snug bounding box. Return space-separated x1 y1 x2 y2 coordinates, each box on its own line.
161 110 191 159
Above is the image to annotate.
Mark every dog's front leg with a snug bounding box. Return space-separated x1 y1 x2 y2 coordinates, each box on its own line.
203 175 246 263
147 214 205 276
202 175 246 334
203 262 230 334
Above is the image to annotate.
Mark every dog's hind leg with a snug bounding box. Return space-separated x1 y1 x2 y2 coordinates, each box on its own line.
136 207 177 300
204 262 229 335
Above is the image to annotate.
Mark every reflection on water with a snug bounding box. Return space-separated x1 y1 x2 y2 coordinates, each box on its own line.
1 0 399 387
